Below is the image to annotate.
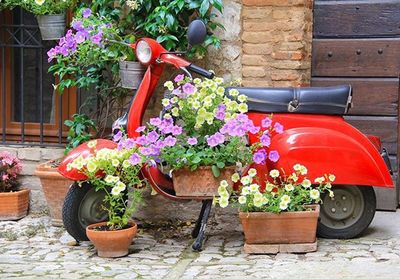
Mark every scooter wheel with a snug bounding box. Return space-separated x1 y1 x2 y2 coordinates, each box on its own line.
317 185 376 239
62 182 108 241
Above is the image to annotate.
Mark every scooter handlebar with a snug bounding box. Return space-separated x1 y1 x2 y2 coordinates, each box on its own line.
187 64 214 79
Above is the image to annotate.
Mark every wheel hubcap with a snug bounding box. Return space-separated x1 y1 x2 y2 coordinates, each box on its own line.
78 187 108 229
320 186 364 229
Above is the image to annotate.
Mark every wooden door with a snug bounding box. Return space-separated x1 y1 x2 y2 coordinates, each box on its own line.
311 0 400 210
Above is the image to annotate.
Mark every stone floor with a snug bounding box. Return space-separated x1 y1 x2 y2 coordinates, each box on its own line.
1 210 400 279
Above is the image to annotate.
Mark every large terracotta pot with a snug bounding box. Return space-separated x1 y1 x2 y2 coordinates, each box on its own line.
0 189 30 220
35 160 72 226
172 166 236 198
86 221 138 258
239 205 319 244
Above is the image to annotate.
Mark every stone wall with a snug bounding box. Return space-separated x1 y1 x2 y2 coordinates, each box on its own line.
241 0 313 87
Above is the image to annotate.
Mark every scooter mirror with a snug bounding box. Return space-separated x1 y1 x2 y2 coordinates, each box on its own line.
187 20 207 47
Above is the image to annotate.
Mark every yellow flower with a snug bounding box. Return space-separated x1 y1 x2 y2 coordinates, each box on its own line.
216 87 225 96
219 197 229 208
248 168 257 177
241 186 250 195
227 100 238 111
105 175 114 184
238 196 247 204
293 164 302 171
193 78 201 84
161 98 170 107
116 181 126 191
231 173 240 183
310 189 320 200
269 169 280 178
86 160 97 173
279 201 288 210
240 175 251 185
238 103 248 113
112 159 120 167
249 184 259 192
171 107 179 117
329 190 334 198
265 183 274 192
314 177 325 184
111 186 122 196
193 101 201 109
285 184 294 192
171 97 178 104
328 174 336 182
229 89 239 97
253 197 263 207
220 180 229 188
35 0 45 5
214 77 224 84
87 140 97 149
164 113 172 119
122 160 131 169
164 81 173 89
238 94 247 102
300 166 308 175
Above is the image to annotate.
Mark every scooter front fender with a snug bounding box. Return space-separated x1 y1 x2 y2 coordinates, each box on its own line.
264 127 393 187
58 139 117 181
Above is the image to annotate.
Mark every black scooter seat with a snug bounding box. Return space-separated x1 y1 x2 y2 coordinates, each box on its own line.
227 85 352 115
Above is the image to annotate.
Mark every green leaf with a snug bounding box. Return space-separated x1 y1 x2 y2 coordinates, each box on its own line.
212 165 220 177
199 0 210 16
216 161 225 169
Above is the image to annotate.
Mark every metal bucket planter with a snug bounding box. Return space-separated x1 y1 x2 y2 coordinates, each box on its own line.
119 61 145 89
36 14 66 41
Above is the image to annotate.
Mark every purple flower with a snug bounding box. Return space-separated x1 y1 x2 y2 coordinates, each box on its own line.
261 117 272 128
135 135 149 145
253 149 267 164
249 125 260 134
182 83 196 94
268 150 280 162
113 130 123 142
164 136 177 147
129 153 141 165
75 31 86 44
83 8 92 18
174 74 185 83
172 88 182 97
274 122 284 134
47 48 57 62
215 111 225 120
207 132 225 147
72 21 84 31
260 133 271 147
147 131 159 143
150 117 162 127
187 137 198 145
123 139 136 149
171 125 183 136
91 31 103 45
135 126 146 133
139 147 153 156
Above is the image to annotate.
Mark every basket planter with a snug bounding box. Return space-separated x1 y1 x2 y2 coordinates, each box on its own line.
239 205 320 245
119 61 145 89
0 189 30 221
86 221 138 258
172 166 236 198
35 160 72 226
36 14 66 41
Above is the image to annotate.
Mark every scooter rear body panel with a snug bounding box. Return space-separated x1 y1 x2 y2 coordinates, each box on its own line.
248 112 394 188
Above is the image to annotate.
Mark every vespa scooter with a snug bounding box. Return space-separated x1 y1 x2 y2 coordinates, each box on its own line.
58 20 394 251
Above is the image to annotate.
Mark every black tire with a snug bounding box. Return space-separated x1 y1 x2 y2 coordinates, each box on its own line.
62 183 108 241
317 185 376 239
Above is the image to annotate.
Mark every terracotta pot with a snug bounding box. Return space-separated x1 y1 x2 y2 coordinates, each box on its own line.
172 166 236 198
35 160 72 226
86 221 138 258
0 189 30 220
239 205 319 244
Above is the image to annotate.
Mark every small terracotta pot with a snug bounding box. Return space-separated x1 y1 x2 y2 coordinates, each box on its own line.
0 189 30 220
172 166 236 198
86 221 137 258
239 205 319 244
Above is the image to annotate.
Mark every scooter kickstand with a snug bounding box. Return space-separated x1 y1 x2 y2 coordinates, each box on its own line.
191 200 208 238
192 199 212 251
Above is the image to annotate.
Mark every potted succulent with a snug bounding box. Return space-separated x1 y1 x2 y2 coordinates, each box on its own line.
35 113 96 226
215 164 335 253
67 139 145 258
133 75 279 197
1 0 76 40
0 151 29 220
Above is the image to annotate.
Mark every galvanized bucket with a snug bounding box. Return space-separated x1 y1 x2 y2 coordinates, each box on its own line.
119 61 145 89
36 14 66 41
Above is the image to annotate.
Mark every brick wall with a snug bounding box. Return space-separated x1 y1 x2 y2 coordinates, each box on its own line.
241 0 313 87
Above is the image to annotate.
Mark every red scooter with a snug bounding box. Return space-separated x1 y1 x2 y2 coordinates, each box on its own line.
59 20 394 251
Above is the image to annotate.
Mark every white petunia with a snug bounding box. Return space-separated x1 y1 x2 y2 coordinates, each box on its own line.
240 175 252 185
301 179 311 188
249 184 259 192
269 169 280 178
220 180 229 188
285 184 294 192
248 168 257 177
279 201 288 210
281 194 291 204
238 196 247 204
231 173 240 183
310 189 320 200
219 198 229 208
328 174 336 182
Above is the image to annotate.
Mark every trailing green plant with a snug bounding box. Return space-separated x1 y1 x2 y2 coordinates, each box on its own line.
64 113 97 155
1 0 76 15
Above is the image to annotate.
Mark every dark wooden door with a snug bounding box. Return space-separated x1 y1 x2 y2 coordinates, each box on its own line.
311 0 400 210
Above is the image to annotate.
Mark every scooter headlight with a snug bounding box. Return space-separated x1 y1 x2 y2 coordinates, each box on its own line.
136 40 152 64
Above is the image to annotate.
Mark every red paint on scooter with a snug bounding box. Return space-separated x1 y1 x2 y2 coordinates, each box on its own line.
58 139 117 181
248 113 393 188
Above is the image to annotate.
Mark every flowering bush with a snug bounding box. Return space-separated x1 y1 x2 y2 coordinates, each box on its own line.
1 0 76 15
67 140 145 230
113 75 281 177
214 164 335 213
0 152 22 192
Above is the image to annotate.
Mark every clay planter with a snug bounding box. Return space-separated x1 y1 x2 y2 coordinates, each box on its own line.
35 160 72 226
86 221 138 258
0 189 30 220
239 205 320 245
172 166 236 198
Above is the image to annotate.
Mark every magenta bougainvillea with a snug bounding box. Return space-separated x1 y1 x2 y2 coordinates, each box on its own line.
0 151 22 192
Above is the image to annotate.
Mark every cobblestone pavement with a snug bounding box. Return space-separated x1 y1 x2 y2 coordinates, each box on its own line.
1 211 400 279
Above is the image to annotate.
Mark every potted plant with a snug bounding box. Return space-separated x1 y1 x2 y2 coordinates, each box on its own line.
67 139 145 258
0 151 29 220
215 165 335 253
133 75 279 197
1 0 76 40
35 113 96 226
